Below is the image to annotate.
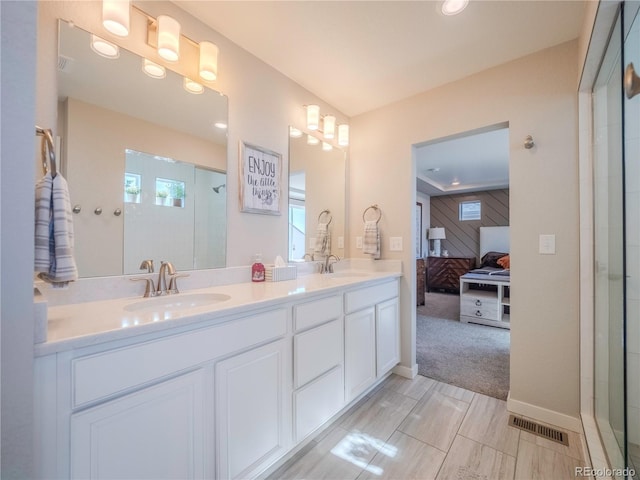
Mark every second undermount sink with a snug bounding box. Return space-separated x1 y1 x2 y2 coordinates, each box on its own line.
326 272 371 280
124 292 231 313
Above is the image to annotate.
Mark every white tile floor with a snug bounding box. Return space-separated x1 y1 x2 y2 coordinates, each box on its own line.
269 374 591 480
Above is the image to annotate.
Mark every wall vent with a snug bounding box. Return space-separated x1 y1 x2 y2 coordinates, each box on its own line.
508 415 569 446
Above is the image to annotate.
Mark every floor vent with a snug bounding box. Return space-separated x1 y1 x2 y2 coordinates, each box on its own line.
508 415 569 446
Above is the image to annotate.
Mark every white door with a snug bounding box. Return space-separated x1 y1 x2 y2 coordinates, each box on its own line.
70 369 210 479
376 297 400 377
215 339 291 480
344 307 376 402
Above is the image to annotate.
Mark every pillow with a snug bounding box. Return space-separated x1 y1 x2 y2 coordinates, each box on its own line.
497 254 510 269
480 251 509 268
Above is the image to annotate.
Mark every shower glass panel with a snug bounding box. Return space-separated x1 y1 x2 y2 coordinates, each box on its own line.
623 2 640 476
593 8 626 474
594 2 640 477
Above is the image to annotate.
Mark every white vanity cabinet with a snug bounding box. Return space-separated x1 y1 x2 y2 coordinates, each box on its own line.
35 273 403 480
70 368 211 479
215 338 291 480
292 294 344 442
344 279 400 402
35 307 288 479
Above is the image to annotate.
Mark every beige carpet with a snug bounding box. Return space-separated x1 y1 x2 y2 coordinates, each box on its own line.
417 292 510 400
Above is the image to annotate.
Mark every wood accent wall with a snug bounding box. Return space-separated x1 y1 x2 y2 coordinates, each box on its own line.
429 189 509 261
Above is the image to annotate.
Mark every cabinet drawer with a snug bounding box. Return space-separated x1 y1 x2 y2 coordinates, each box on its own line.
460 303 498 320
461 294 498 311
72 308 287 408
294 366 344 442
344 280 398 314
294 318 343 388
294 294 342 332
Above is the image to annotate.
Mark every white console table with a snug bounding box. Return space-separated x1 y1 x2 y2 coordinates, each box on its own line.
459 273 510 329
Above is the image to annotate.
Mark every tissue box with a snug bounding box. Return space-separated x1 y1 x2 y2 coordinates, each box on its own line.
265 264 297 282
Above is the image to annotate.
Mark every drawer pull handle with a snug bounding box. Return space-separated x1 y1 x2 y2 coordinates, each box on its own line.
475 300 482 306
475 310 483 317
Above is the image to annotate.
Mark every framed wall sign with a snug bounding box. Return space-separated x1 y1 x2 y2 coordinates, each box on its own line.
239 141 282 215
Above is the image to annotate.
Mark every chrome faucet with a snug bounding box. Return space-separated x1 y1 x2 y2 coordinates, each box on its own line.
130 260 189 298
156 261 176 295
322 255 340 274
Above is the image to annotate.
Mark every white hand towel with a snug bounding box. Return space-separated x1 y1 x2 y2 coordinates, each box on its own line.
363 220 380 259
34 173 78 285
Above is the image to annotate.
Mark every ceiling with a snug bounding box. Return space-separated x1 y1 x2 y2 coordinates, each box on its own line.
175 0 587 194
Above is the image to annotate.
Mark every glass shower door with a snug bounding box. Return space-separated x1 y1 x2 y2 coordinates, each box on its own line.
623 2 640 476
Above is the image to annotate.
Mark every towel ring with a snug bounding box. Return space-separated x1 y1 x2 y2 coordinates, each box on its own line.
36 126 57 178
362 204 382 224
318 209 332 226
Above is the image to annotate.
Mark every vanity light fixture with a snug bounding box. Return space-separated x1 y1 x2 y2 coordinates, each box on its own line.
323 115 336 140
90 34 120 59
102 0 130 37
142 58 166 79
307 134 320 146
183 77 204 94
157 15 181 62
199 41 219 81
306 105 320 131
322 142 333 151
338 124 349 147
441 0 469 16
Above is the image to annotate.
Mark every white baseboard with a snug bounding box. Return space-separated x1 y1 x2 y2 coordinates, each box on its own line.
507 393 583 433
393 363 418 379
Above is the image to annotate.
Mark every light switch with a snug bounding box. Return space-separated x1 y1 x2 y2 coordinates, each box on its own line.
356 236 363 249
390 237 403 251
539 234 556 255
337 236 344 249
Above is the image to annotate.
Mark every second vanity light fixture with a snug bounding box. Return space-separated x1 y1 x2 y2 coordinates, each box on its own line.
100 0 219 93
305 105 349 147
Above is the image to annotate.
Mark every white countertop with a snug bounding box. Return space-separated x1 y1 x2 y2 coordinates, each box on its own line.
37 270 401 357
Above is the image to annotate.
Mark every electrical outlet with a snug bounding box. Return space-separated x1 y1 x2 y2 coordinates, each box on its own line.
338 236 344 249
390 236 403 251
539 234 556 254
356 236 363 249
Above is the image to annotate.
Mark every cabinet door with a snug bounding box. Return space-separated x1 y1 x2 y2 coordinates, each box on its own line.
345 307 376 402
376 297 400 377
215 339 291 480
70 369 210 479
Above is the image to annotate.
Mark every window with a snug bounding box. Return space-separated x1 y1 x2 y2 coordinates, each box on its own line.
459 200 481 221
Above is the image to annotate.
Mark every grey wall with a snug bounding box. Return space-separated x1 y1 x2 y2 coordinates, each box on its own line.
429 189 509 261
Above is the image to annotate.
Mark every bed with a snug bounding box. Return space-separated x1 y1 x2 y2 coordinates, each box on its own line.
459 226 511 328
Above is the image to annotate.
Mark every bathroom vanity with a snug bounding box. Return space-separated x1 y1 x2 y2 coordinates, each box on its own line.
34 269 401 479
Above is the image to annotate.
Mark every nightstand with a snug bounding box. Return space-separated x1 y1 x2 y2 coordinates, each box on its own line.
426 256 476 293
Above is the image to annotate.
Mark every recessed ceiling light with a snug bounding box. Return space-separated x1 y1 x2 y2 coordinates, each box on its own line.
441 0 468 16
214 122 227 129
451 180 460 186
427 167 440 172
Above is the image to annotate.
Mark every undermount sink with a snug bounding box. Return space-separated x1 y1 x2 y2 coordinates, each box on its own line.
326 272 371 279
124 292 231 313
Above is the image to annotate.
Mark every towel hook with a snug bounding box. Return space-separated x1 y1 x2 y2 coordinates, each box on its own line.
362 204 382 224
318 209 332 226
35 126 57 178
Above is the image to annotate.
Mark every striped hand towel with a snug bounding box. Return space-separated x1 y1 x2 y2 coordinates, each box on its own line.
34 173 78 285
314 222 331 256
363 220 380 259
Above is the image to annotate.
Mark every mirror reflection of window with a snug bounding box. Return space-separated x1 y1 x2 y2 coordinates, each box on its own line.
124 173 141 203
289 171 306 260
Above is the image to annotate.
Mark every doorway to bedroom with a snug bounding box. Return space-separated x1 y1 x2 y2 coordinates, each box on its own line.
414 123 511 400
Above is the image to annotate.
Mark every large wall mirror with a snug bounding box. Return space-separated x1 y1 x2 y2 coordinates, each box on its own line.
288 130 346 261
56 20 228 277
